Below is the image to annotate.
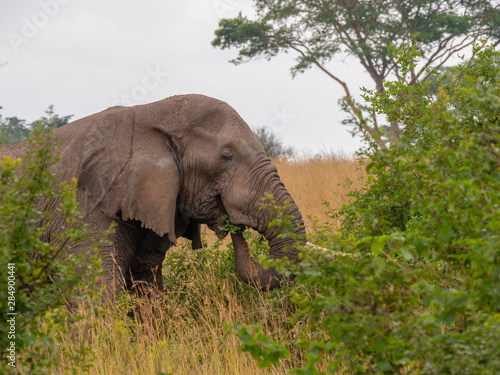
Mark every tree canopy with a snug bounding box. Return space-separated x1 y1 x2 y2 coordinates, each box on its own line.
213 0 500 146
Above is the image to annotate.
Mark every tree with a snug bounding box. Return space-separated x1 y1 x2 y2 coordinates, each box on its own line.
41 105 73 130
253 126 294 158
212 0 500 147
0 116 31 144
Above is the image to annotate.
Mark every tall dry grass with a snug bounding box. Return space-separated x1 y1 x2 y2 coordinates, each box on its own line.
42 151 363 374
274 152 365 230
47 244 310 375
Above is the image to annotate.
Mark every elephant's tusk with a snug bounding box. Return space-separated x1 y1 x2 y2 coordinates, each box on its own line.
305 241 357 257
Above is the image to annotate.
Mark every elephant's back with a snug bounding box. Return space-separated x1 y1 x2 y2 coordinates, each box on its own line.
51 113 100 177
0 105 126 177
54 105 124 151
0 143 27 160
51 106 127 178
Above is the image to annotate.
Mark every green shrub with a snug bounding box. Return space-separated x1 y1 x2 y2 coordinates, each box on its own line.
235 42 500 374
0 125 105 374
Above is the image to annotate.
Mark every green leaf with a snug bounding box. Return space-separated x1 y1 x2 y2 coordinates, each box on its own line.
376 362 395 372
370 240 384 255
371 256 386 276
438 224 453 243
231 325 291 368
401 249 414 261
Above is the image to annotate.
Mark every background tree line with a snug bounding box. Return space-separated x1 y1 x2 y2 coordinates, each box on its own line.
0 105 72 145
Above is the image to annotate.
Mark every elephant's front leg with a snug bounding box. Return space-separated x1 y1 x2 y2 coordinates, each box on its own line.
101 251 131 300
100 222 140 300
128 229 171 295
99 221 170 299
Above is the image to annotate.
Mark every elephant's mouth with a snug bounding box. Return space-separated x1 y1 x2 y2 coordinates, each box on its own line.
207 197 254 240
200 191 304 291
205 195 230 237
213 202 295 290
206 217 229 238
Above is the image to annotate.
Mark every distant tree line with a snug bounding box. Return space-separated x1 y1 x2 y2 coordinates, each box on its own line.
0 105 73 145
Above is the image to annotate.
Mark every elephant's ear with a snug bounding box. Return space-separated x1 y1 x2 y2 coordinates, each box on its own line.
182 222 202 249
77 108 180 244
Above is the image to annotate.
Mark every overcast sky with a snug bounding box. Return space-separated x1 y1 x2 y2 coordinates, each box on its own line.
0 0 371 154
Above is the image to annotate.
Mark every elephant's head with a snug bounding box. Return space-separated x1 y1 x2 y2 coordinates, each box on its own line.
78 94 305 290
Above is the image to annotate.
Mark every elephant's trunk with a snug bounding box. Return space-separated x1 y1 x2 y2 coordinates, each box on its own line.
231 232 283 289
231 182 305 290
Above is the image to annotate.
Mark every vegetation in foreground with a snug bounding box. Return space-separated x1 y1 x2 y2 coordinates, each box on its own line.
2 43 500 374
0 125 106 374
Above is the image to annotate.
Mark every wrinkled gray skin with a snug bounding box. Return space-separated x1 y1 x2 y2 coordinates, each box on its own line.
0 94 305 297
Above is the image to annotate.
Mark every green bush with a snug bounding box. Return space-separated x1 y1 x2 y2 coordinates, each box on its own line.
0 125 105 374
235 42 500 374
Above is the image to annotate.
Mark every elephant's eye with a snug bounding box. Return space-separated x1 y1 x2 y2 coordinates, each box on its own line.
220 150 233 161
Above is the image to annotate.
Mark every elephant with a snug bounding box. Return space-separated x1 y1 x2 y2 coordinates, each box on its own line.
0 94 305 298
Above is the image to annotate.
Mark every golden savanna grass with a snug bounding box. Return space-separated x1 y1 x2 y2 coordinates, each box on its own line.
48 268 303 374
274 152 366 229
42 152 364 375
